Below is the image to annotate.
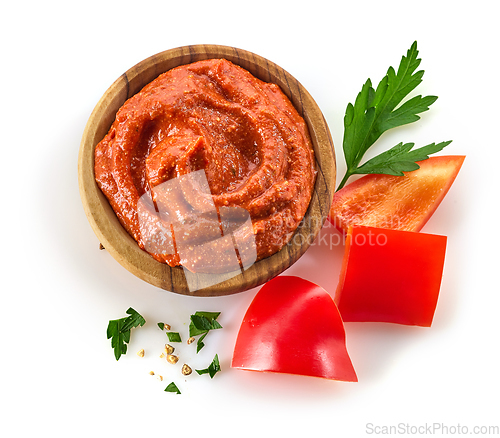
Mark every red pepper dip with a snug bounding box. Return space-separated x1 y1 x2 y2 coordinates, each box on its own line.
95 59 316 272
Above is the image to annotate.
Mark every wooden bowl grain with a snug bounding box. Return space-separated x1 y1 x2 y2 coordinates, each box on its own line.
78 45 335 296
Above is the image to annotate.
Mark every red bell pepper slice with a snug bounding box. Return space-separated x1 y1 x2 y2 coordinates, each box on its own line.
335 226 447 327
232 276 357 382
329 155 465 235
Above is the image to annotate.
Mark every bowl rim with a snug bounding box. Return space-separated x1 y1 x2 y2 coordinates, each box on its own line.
78 44 336 296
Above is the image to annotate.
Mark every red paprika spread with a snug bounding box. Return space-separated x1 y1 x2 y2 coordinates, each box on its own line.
95 59 316 272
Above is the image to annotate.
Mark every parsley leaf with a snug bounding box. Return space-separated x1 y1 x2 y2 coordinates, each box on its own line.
119 307 146 332
106 319 129 361
190 314 222 333
337 41 450 190
166 332 182 343
196 354 221 379
189 312 221 336
189 312 222 353
196 332 208 353
354 141 452 176
106 307 146 361
164 382 181 394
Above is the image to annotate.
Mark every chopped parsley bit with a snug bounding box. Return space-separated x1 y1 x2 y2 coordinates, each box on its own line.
164 382 181 394
196 354 221 379
196 333 208 353
106 308 146 361
166 332 182 343
189 311 222 353
157 322 165 330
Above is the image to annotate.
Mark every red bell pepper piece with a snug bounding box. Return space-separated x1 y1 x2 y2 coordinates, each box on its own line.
335 226 447 327
329 155 465 235
232 276 357 382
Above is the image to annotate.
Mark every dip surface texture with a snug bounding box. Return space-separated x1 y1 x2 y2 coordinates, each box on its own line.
95 59 316 269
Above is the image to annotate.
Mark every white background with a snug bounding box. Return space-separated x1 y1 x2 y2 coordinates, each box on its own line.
2 1 499 436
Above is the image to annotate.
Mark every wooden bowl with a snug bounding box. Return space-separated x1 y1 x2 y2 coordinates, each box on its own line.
78 45 335 296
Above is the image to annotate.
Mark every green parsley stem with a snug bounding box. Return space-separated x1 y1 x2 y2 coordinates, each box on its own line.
336 170 354 192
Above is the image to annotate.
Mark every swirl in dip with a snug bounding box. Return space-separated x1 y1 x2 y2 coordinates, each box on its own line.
95 59 316 272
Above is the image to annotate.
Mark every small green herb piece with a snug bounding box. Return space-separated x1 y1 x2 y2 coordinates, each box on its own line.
188 311 222 353
107 308 146 361
337 41 451 190
106 319 129 361
119 308 146 332
196 354 221 379
189 312 221 336
157 322 165 330
190 314 222 333
164 382 181 394
196 332 208 353
166 332 182 343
